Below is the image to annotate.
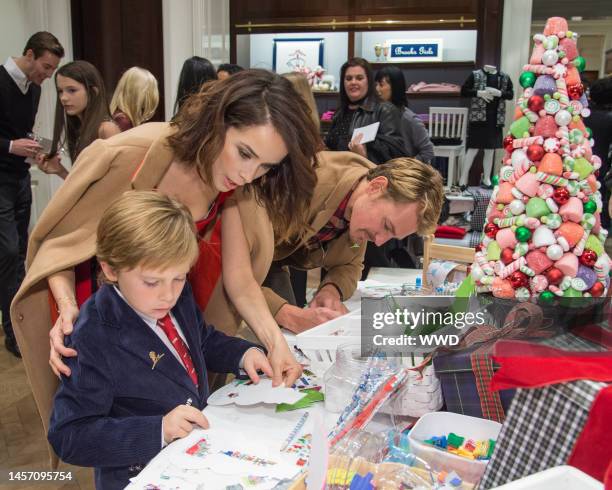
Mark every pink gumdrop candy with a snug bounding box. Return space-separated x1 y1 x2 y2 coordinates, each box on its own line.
555 221 584 248
515 172 540 197
534 116 558 139
496 228 519 249
559 197 584 223
565 66 581 86
544 17 569 36
492 277 516 299
587 174 598 193
530 44 545 64
593 212 601 235
497 182 515 204
539 153 563 176
488 208 505 223
569 118 587 134
559 38 578 60
555 252 579 277
526 250 554 275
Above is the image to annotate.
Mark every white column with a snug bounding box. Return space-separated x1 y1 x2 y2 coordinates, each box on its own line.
496 0 533 174
162 0 230 119
162 0 194 119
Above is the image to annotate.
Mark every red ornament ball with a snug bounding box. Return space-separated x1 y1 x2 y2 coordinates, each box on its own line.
568 83 584 100
589 282 605 298
526 144 545 162
503 135 514 152
552 187 570 205
528 95 545 112
484 222 499 239
501 248 514 265
545 267 564 286
509 271 529 289
579 250 597 267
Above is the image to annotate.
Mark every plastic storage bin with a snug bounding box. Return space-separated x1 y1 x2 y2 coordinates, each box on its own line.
491 465 603 489
408 411 502 484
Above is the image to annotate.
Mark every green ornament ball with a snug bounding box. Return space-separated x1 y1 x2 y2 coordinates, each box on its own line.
585 127 592 139
491 175 499 186
583 200 597 214
539 290 555 304
515 226 532 243
519 71 536 88
574 55 586 72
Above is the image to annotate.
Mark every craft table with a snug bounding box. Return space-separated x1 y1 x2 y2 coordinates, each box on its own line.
126 384 398 489
127 270 418 489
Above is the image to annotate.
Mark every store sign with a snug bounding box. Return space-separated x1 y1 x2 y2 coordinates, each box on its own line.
387 39 443 62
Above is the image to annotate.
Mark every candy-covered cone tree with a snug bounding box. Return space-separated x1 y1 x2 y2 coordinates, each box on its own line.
472 16 611 301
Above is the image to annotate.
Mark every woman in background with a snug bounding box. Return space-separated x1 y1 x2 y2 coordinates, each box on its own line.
174 56 217 114
375 66 434 164
283 72 320 133
325 57 405 164
110 66 159 131
37 60 120 179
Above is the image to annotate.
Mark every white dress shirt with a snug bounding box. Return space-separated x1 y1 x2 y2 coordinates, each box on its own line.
4 57 31 94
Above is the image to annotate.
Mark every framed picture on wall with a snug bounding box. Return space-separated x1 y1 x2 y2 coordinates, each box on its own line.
273 38 324 73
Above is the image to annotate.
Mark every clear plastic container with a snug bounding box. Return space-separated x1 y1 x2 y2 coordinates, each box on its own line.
323 343 399 413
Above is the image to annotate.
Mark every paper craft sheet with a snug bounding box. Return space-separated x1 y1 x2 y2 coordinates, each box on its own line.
129 405 316 489
207 378 305 406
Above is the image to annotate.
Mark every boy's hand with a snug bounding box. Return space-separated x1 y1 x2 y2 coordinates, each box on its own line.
242 348 273 384
162 405 209 444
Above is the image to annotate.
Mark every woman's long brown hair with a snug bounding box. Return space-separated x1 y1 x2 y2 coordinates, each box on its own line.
49 60 112 161
168 69 321 241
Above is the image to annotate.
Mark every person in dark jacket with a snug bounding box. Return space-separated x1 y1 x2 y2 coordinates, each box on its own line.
325 57 405 164
374 65 434 164
587 76 612 230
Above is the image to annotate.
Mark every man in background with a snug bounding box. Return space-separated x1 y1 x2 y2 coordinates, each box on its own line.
0 32 64 356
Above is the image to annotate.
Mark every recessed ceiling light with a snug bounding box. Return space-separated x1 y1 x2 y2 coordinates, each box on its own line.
571 16 583 21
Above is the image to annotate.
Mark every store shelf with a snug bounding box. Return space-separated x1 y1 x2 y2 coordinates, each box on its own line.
406 91 462 97
313 91 340 97
371 61 475 69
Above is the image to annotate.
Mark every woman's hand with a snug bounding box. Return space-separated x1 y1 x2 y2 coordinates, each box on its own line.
348 133 367 158
37 154 69 179
49 299 80 377
267 337 302 387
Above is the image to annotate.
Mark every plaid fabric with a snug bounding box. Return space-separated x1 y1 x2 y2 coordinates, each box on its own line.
305 186 354 251
471 352 506 422
469 230 483 248
477 380 608 489
434 343 516 419
467 187 493 232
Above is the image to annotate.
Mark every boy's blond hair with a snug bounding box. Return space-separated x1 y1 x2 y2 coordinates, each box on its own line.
96 191 198 272
109 67 159 127
367 158 444 236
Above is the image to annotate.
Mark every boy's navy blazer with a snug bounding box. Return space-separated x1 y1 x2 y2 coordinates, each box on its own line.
48 283 258 490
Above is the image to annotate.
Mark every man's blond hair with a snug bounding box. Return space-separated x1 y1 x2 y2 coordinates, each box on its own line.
367 158 444 236
96 191 198 272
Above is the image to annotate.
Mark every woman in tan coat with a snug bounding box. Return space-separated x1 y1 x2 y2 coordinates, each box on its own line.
11 70 319 462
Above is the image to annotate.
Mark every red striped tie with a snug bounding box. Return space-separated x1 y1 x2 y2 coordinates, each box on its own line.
157 314 198 388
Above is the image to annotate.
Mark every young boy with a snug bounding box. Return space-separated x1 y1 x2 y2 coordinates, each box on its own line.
48 191 273 489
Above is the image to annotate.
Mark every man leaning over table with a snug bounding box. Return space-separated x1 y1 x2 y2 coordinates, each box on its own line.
249 152 445 333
